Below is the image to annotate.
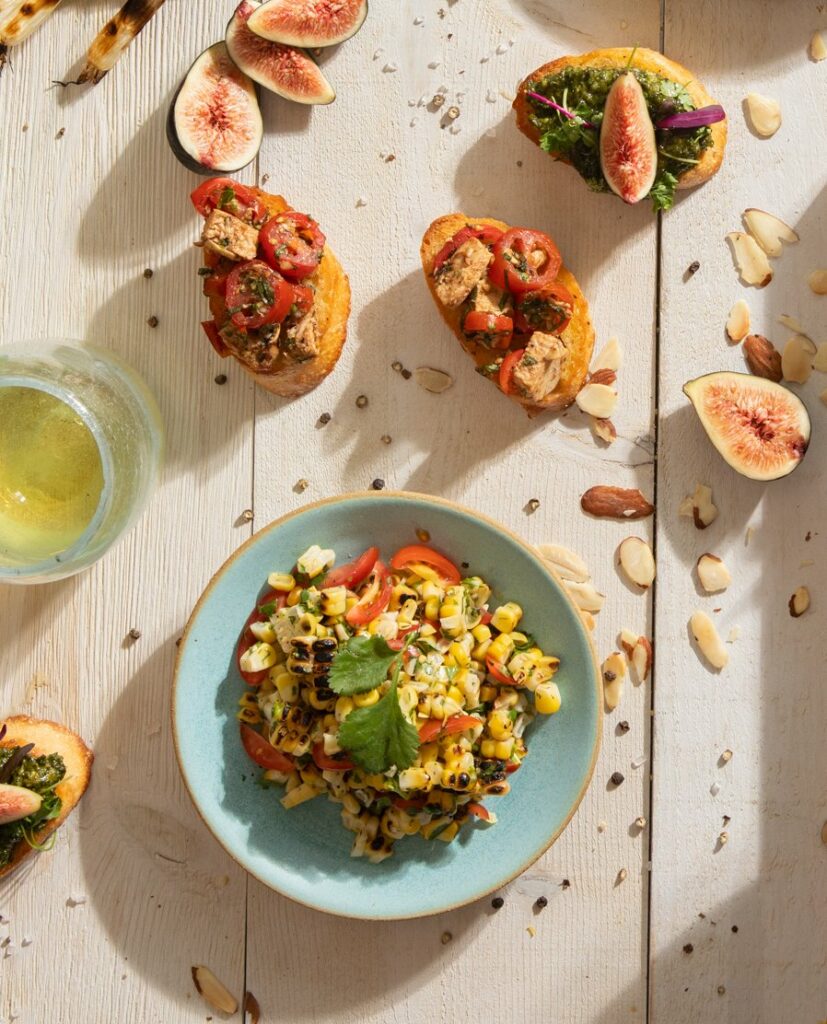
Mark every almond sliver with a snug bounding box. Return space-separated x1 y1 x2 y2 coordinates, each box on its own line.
725 299 750 342
690 611 729 670
726 231 773 287
536 542 590 583
575 382 618 418
618 537 656 589
743 208 799 258
744 92 781 137
781 335 815 384
591 337 622 372
697 553 732 593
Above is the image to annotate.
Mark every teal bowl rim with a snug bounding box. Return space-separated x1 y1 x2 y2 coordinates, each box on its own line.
171 490 602 919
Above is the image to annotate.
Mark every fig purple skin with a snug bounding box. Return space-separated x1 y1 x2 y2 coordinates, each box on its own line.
599 72 658 204
247 0 368 47
0 783 42 825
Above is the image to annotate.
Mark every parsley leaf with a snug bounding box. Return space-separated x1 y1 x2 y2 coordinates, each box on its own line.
337 668 419 774
649 169 679 212
328 634 398 696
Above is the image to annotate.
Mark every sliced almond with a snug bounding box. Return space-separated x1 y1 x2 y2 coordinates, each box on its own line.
563 579 605 614
781 335 815 384
536 542 590 583
619 628 638 658
591 417 617 444
807 269 827 295
592 337 622 372
580 610 596 631
743 333 783 381
413 366 453 393
743 208 799 257
725 299 750 342
679 483 718 529
726 231 773 287
814 344 827 373
689 611 729 670
631 636 653 681
581 486 654 520
810 31 827 61
618 537 656 589
697 553 732 593
789 586 810 617
192 966 239 1015
778 313 807 335
677 495 694 518
602 652 626 710
575 382 618 418
744 92 781 137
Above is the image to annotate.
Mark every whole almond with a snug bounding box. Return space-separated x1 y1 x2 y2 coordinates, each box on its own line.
743 334 783 382
589 368 618 386
581 486 654 520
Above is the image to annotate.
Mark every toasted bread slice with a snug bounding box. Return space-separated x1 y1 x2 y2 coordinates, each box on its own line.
514 47 726 192
0 715 93 878
204 187 351 399
421 214 594 414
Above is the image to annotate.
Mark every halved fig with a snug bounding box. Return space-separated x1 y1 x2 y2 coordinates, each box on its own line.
0 782 41 825
167 42 263 175
684 371 810 481
226 1 334 104
599 73 657 204
248 0 367 46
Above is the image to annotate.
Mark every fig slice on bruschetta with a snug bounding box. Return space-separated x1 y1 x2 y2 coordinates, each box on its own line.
421 214 594 414
192 177 350 398
513 47 727 212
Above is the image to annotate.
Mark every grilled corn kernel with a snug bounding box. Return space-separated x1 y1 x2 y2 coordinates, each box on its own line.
471 623 492 644
479 683 497 703
446 750 475 775
487 633 514 666
449 641 470 667
416 693 432 718
491 602 522 634
434 821 459 843
249 619 277 643
280 782 321 809
494 737 515 760
535 681 562 715
390 584 417 611
424 596 440 621
480 739 498 758
320 586 347 617
459 673 481 708
353 688 380 708
495 688 519 709
507 652 538 687
421 816 451 840
419 622 436 637
397 599 418 625
398 767 430 791
526 665 552 692
240 641 277 674
298 612 319 635
286 586 303 607
268 572 296 592
487 708 514 739
510 630 529 647
424 760 443 786
236 706 261 725
345 595 359 611
539 655 560 673
398 684 419 716
421 579 444 600
341 792 360 815
472 638 492 661
335 696 355 722
238 692 259 710
447 685 465 706
307 689 336 711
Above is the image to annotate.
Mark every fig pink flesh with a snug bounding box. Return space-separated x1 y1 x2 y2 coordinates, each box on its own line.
0 783 42 825
599 72 657 204
248 0 367 46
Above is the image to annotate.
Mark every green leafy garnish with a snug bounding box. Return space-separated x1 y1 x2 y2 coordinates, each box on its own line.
337 666 419 774
328 634 398 696
218 186 235 208
649 170 680 212
258 601 276 617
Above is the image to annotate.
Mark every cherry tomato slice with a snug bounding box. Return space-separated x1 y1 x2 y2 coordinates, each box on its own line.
389 545 462 585
259 212 326 281
323 546 379 590
463 310 514 350
291 284 314 317
225 260 294 329
240 724 295 773
387 624 419 652
498 348 525 395
514 281 574 335
486 655 513 685
311 742 355 772
418 714 481 743
466 801 491 821
203 269 229 301
433 224 505 272
391 795 427 811
345 561 393 626
190 178 268 226
201 320 230 357
489 228 561 295
237 591 286 686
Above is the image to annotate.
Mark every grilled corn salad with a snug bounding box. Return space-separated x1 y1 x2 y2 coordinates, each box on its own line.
235 541 561 863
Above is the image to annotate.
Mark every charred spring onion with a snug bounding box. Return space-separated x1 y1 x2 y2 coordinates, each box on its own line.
77 0 165 85
0 0 64 46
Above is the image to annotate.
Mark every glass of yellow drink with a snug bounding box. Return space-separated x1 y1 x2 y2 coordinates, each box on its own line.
0 341 163 583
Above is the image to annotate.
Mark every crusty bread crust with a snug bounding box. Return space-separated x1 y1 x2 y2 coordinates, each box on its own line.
204 187 351 398
514 47 726 192
421 214 594 414
0 715 93 878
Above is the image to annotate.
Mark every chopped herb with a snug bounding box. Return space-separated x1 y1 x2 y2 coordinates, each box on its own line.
649 170 680 212
197 267 212 277
258 602 276 617
328 634 399 696
337 663 419 773
218 186 235 208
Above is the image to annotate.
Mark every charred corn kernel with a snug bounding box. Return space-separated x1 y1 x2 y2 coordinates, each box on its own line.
421 817 451 840
353 688 380 708
434 821 459 843
315 623 333 638
424 760 443 786
345 595 359 611
298 612 318 635
479 683 497 703
381 809 405 840
539 655 560 672
398 766 430 791
421 579 444 600
287 586 302 607
472 638 492 660
495 688 519 709
419 622 436 637
281 782 321 809
341 792 360 815
447 685 464 706
322 713 338 732
273 670 299 704
488 709 513 740
364 773 387 790
459 673 481 707
240 641 277 673
236 706 261 725
487 633 514 665
449 641 470 666
526 665 552 692
398 684 419 716
238 692 259 710
268 572 296 592
335 696 355 722
408 561 440 583
299 766 325 788
416 693 432 717
507 652 537 687
307 689 336 711
491 603 521 634
419 742 439 762
424 596 440 621
494 737 515 760
480 738 498 758
390 584 417 611
472 623 492 644
535 681 562 715
249 619 277 643
510 630 529 647
397 599 418 625
320 586 347 617
446 750 475 775
284 770 302 792
262 768 289 785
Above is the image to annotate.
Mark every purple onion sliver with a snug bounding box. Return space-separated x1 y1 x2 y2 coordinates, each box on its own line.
656 104 726 129
526 90 594 128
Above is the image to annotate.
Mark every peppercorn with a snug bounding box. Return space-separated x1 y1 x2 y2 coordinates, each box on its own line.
356 395 368 408
610 771 625 786
401 368 412 380
683 943 694 954
380 435 392 445
686 260 700 277
534 895 548 910
147 315 159 328
318 412 331 425
127 628 141 641
371 479 385 490
440 931 452 945
618 721 630 734
240 508 254 522
143 268 153 279
214 374 227 386
526 498 540 513
491 896 504 909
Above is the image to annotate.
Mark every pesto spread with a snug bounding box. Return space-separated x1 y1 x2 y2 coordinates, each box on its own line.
527 66 713 211
0 747 65 868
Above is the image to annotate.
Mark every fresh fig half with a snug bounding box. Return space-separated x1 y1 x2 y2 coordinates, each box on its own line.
248 0 368 47
0 782 42 825
167 42 263 175
684 371 810 481
599 72 657 204
226 0 335 105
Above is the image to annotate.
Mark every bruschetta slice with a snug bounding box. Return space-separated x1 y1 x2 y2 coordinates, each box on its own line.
0 715 93 878
192 177 351 398
421 214 594 413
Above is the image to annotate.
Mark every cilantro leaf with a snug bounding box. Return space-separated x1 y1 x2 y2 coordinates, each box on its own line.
328 634 398 696
337 672 419 774
649 169 679 212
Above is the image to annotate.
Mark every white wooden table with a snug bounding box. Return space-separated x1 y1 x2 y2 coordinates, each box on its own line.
2 2 825 1022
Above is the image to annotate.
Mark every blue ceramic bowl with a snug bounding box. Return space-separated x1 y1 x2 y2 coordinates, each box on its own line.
173 492 600 919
